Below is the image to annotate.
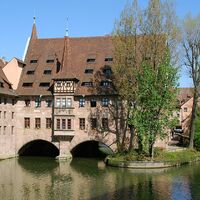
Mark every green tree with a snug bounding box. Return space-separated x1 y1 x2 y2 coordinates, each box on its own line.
132 53 178 157
112 0 179 155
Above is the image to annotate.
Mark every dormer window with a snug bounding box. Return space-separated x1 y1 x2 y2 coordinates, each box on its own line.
87 58 95 63
46 59 54 63
30 60 38 64
103 67 112 76
27 70 35 75
81 82 93 87
39 82 50 87
105 57 113 62
0 82 3 87
100 81 112 87
43 69 52 75
22 82 33 87
85 69 94 74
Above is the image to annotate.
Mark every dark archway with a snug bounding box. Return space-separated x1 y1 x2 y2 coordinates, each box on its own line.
71 140 112 158
18 140 59 157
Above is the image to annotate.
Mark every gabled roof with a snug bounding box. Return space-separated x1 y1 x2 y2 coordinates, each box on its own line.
17 32 114 96
0 67 17 96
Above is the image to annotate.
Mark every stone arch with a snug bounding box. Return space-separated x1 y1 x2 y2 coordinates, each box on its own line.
70 135 116 152
70 137 114 158
18 139 59 157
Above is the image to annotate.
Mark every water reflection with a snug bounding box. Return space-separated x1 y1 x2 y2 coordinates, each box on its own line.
0 158 200 199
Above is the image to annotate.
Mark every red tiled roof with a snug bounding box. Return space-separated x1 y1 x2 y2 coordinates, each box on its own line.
17 32 114 96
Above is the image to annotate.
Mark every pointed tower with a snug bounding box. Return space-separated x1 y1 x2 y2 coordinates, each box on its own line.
31 16 38 40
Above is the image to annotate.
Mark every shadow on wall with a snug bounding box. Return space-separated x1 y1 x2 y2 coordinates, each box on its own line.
71 140 112 158
18 140 59 157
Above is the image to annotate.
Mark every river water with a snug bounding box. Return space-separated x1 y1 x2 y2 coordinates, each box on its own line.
0 157 200 200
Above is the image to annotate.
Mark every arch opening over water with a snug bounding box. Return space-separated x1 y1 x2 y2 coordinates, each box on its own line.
18 140 59 157
71 140 113 158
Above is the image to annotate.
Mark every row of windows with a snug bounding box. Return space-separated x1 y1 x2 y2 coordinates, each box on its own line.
24 99 52 108
30 59 54 64
24 98 109 108
30 57 113 65
22 82 50 88
0 98 15 105
78 98 109 107
23 117 109 131
84 67 112 76
81 80 112 87
0 126 14 135
0 111 14 119
24 118 51 129
27 69 52 75
87 57 113 63
55 118 108 131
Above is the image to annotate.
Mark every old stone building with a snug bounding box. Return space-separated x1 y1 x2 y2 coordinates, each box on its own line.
1 21 198 159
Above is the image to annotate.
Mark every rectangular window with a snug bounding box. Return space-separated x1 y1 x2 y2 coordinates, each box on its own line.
102 98 109 107
81 82 93 87
102 118 108 130
43 69 52 75
184 107 188 112
46 99 52 107
79 118 85 130
87 58 95 63
56 98 61 107
103 68 112 76
56 119 60 130
46 59 54 63
85 69 94 74
67 119 72 130
91 118 97 130
66 98 72 107
0 83 3 88
105 57 113 62
12 112 14 119
79 98 85 107
24 118 30 129
27 70 35 75
3 126 6 135
4 98 7 104
30 59 38 64
4 111 6 119
35 118 41 129
46 118 52 129
25 100 31 107
91 99 96 107
11 126 14 135
12 99 15 105
62 119 66 129
100 81 112 87
22 83 33 87
0 111 1 118
35 99 41 108
62 98 66 108
39 82 50 87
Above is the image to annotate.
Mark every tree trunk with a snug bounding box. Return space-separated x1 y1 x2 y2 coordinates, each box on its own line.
128 125 135 151
149 142 154 159
189 88 198 149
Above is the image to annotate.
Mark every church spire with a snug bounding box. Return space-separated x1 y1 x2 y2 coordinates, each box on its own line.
31 16 38 40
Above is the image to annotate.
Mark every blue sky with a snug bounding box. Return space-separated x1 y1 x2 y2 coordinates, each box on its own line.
0 0 199 87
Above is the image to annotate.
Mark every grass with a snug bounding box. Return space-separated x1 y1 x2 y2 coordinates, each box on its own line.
108 148 200 164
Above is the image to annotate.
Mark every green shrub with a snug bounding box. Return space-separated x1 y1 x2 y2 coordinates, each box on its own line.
194 108 200 151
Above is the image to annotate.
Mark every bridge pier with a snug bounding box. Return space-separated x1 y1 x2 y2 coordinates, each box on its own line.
56 139 72 160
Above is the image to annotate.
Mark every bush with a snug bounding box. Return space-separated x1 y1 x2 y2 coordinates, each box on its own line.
194 117 200 151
